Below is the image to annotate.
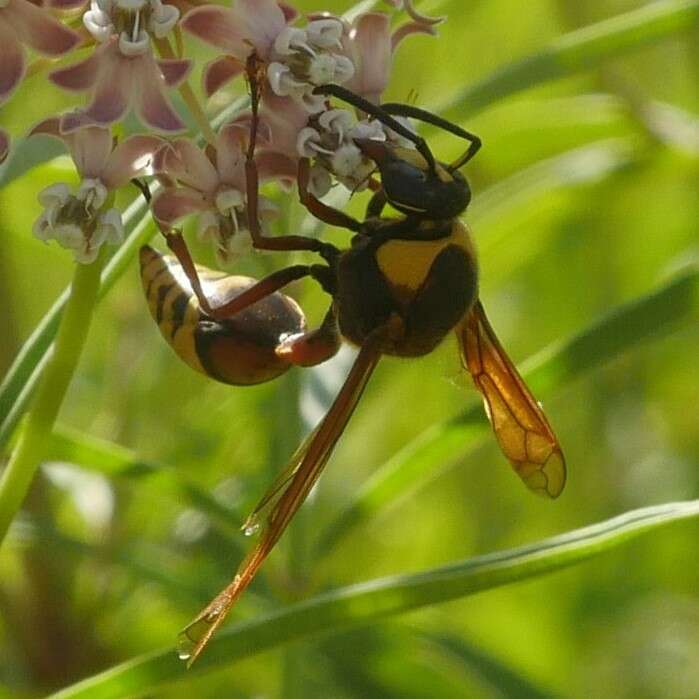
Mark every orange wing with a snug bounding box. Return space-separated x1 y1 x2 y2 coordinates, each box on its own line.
178 342 382 666
458 300 566 499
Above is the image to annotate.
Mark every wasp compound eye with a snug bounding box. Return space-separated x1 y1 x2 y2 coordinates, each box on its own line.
355 139 471 219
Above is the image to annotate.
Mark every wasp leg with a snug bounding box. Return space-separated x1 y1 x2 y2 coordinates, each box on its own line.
164 232 328 321
276 307 341 367
379 102 481 170
296 158 362 232
243 57 342 259
131 177 152 203
178 338 382 666
366 188 388 218
313 83 437 172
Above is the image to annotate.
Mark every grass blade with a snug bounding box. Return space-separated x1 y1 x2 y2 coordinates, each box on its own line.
419 631 560 699
318 264 699 554
42 425 248 543
0 202 153 448
48 499 699 699
442 0 699 118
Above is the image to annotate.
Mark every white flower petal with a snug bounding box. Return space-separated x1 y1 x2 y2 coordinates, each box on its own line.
74 245 99 264
318 108 354 139
332 55 355 84
274 27 311 56
116 0 146 9
308 163 332 198
38 183 72 207
97 208 125 244
307 18 344 49
331 143 363 177
297 92 327 114
307 54 338 86
350 119 387 141
196 211 219 242
83 6 115 43
33 212 55 242
296 127 322 158
215 187 244 214
118 29 150 56
77 178 108 210
267 62 304 97
149 2 180 38
55 223 87 251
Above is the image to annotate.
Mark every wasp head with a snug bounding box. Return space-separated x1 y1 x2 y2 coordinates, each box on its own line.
355 139 471 220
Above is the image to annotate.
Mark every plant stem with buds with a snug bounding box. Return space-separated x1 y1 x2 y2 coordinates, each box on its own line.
0 254 104 547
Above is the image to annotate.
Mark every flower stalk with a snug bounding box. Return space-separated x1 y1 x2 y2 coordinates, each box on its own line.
154 37 217 145
0 252 104 547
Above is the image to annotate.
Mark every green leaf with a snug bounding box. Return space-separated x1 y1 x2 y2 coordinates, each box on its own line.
48 499 699 699
441 0 699 118
26 520 204 604
46 425 248 544
419 631 560 699
0 135 65 188
0 198 153 449
317 264 699 554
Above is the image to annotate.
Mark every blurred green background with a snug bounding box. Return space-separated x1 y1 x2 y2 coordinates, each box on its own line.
0 0 698 697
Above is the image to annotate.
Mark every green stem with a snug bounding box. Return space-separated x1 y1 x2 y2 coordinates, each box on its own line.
0 255 104 547
154 38 217 145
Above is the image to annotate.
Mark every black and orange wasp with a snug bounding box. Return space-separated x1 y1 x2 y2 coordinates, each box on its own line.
140 60 566 664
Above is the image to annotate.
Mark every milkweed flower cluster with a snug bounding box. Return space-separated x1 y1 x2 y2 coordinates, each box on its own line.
1 0 443 264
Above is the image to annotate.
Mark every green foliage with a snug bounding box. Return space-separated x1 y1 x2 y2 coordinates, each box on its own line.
47 501 699 699
1 0 697 697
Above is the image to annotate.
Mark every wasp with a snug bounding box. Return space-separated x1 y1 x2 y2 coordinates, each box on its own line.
141 70 566 664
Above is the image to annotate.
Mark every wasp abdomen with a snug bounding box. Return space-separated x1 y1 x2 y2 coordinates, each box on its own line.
140 246 306 386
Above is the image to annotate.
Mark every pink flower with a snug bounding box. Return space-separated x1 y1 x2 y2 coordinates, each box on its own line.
30 116 163 262
50 35 190 132
182 0 297 99
265 15 354 112
184 2 354 112
49 0 190 132
183 0 294 63
341 11 439 105
0 0 80 105
152 121 293 266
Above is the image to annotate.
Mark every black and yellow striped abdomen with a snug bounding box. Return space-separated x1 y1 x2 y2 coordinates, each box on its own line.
140 246 306 386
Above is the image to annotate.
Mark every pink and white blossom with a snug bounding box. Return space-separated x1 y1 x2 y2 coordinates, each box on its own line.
152 122 291 266
184 2 354 112
49 0 189 132
254 8 438 193
183 0 297 97
340 11 439 105
0 0 80 105
30 116 162 262
50 35 190 132
265 15 354 112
